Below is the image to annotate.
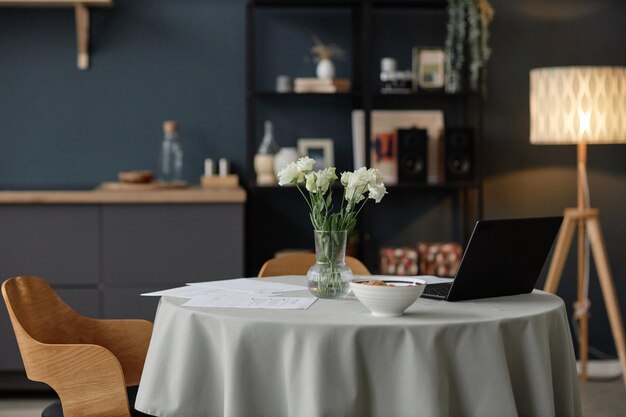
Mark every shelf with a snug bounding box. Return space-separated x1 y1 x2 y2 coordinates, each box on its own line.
251 0 361 8
251 0 447 9
251 182 480 192
371 0 446 9
0 187 247 205
250 91 360 98
0 0 113 70
246 0 484 275
375 91 479 98
249 91 479 99
387 182 480 190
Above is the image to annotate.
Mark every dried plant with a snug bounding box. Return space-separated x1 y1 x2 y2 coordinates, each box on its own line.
310 33 346 62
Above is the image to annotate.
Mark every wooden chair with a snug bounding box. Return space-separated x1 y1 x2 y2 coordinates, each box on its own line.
258 253 371 277
1 276 153 417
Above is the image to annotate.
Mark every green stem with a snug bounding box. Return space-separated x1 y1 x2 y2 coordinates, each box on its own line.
296 184 313 211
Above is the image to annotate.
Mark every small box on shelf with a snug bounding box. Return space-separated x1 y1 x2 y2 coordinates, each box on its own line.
294 78 351 93
201 174 239 188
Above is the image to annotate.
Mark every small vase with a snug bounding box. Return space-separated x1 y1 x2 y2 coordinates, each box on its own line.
254 154 276 185
316 59 335 80
273 147 299 177
306 230 353 298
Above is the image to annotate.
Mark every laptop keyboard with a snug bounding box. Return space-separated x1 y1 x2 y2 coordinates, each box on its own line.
422 282 453 299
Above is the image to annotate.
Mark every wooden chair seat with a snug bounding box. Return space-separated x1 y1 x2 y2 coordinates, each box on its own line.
258 253 371 277
1 276 153 417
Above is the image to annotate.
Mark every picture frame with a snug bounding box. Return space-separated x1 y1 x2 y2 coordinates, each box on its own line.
415 48 445 90
297 139 335 170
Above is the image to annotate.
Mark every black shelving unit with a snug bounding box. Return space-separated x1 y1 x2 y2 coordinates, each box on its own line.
245 0 483 275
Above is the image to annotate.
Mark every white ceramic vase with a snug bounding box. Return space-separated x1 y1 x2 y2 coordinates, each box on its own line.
316 59 335 80
254 154 276 186
273 147 299 177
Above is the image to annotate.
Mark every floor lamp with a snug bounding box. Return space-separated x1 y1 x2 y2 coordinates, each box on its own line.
530 66 626 387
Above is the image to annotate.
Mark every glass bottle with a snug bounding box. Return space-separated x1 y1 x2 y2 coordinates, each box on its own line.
159 120 183 182
254 120 279 185
257 121 279 155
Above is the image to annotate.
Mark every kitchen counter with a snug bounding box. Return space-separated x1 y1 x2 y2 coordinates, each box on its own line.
0 187 246 204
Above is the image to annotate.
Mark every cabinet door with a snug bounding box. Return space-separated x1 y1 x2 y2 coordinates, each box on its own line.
0 289 100 371
0 206 99 285
102 204 244 286
103 288 162 321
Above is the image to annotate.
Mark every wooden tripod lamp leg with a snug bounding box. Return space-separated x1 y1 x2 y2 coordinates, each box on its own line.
544 214 576 293
586 216 626 389
576 219 590 381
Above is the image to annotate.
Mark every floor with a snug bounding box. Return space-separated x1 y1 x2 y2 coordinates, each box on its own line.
0 380 625 417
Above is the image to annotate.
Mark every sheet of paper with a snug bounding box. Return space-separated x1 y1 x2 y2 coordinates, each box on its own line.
187 278 307 294
182 294 317 310
415 275 454 285
140 286 217 299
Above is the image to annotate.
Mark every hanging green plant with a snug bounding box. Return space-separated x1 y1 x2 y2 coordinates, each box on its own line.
445 0 494 95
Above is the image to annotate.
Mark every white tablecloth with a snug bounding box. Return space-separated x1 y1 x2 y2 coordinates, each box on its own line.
135 276 581 417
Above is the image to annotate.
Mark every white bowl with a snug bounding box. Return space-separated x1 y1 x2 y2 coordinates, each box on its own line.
350 277 427 317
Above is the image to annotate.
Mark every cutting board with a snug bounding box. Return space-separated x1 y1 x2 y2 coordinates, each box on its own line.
98 181 188 191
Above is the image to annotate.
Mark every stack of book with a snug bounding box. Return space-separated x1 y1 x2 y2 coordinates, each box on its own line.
294 78 351 93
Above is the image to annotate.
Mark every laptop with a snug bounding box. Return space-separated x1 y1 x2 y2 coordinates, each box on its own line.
421 216 563 301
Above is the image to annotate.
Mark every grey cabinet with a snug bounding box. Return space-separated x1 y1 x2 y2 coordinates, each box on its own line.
102 205 243 286
101 204 244 320
0 206 99 285
0 202 244 389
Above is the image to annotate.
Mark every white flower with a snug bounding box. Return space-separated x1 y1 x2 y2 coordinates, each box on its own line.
305 172 317 193
341 167 369 203
345 185 366 204
316 167 337 193
340 171 351 187
278 157 317 186
277 162 301 186
296 156 315 173
365 168 384 187
280 162 388 234
368 183 387 203
305 167 337 193
347 167 369 188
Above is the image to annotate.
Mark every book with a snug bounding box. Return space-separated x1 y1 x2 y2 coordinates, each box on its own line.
351 110 366 169
294 78 351 93
370 131 398 185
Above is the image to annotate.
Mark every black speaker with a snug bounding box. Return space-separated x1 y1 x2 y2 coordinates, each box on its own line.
445 128 474 182
397 128 428 183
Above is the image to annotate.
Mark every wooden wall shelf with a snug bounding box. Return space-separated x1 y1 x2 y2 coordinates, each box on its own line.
0 0 113 70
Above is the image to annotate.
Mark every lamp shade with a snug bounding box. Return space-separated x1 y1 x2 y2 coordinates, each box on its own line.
530 66 626 144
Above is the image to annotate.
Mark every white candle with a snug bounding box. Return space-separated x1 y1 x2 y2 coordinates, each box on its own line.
218 158 229 177
204 159 214 177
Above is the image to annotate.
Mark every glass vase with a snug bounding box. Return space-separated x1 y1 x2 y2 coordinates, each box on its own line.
306 230 353 298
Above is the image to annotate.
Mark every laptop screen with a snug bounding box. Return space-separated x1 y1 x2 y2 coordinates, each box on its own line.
446 217 563 301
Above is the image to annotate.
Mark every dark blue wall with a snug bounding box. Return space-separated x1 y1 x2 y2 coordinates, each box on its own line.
0 0 625 354
0 0 245 188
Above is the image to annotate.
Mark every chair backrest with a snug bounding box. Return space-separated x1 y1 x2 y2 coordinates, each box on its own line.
2 276 88 347
258 253 371 277
2 276 140 417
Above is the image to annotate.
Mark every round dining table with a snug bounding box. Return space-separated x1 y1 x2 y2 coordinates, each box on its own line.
135 276 581 417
